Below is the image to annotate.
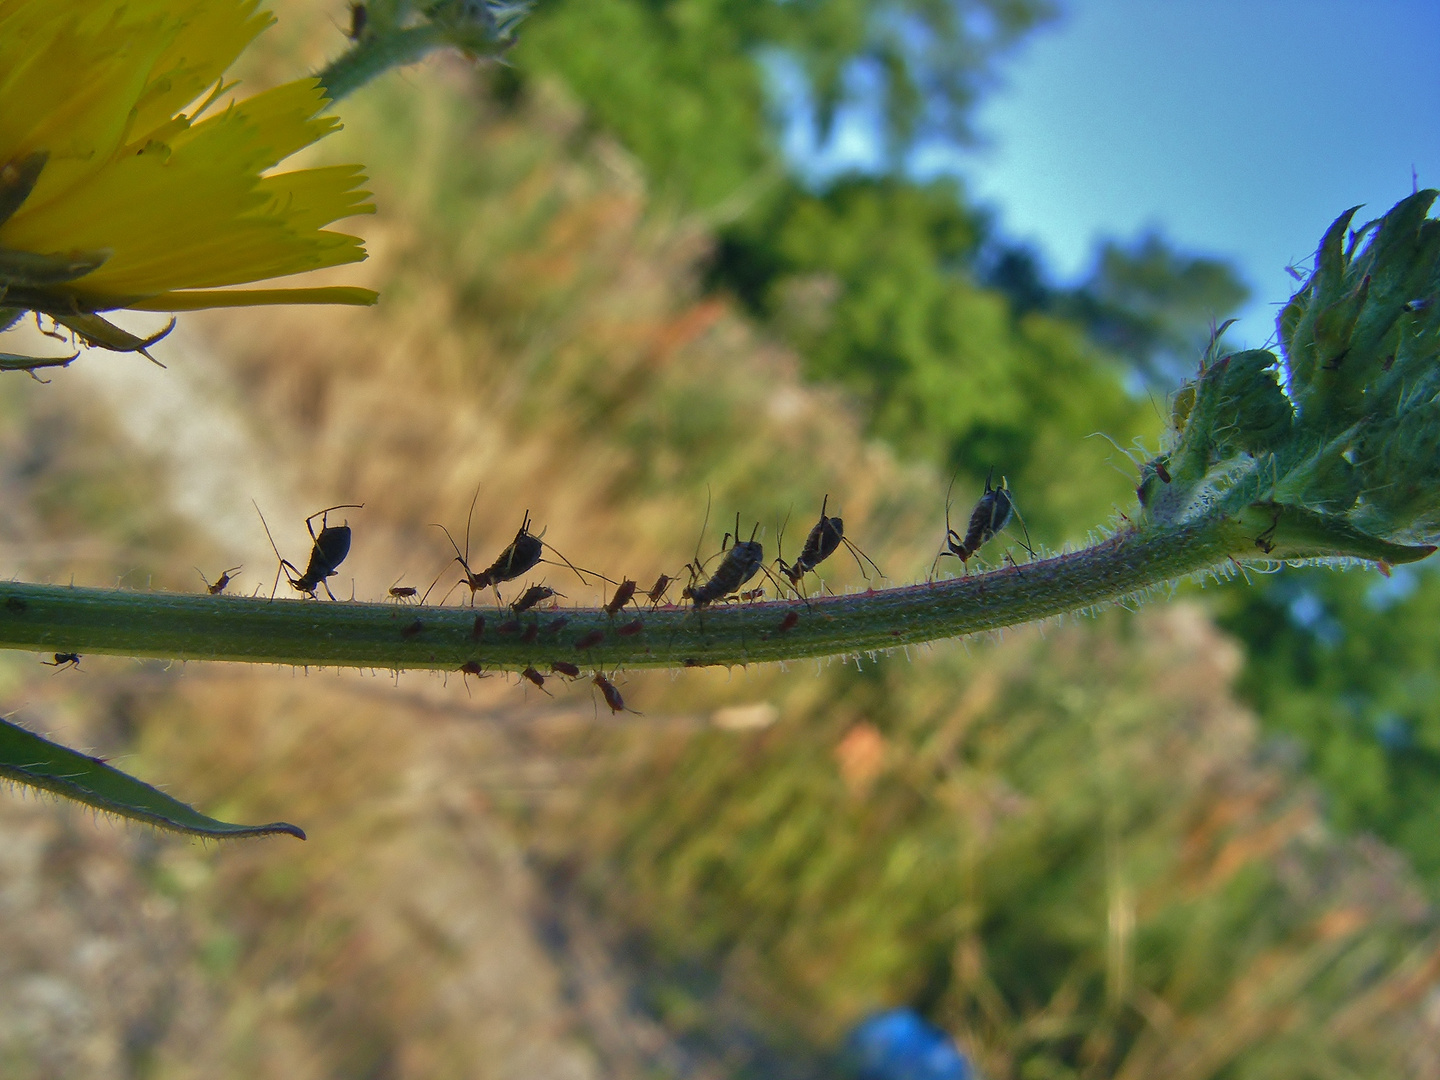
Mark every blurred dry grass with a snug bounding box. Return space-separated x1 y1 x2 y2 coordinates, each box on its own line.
0 11 1437 1078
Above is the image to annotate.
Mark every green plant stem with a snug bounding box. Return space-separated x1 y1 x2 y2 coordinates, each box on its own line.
316 24 450 103
0 519 1259 672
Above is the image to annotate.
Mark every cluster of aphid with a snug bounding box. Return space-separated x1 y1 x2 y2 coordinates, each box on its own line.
67 474 1028 711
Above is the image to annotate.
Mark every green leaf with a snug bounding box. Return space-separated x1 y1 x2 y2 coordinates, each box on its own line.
0 715 304 840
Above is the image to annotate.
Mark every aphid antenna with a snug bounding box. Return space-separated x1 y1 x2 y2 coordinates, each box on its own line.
425 521 475 605
307 504 364 535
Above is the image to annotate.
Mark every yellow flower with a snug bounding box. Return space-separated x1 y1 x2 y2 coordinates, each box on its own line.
0 0 376 362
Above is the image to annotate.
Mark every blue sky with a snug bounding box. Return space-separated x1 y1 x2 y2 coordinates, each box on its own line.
781 0 1440 348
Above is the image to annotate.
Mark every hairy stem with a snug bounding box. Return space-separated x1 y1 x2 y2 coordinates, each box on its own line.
316 24 450 103
0 519 1254 672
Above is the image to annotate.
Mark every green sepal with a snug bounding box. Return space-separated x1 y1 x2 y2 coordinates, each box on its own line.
0 349 77 373
53 312 175 357
0 246 110 287
1238 502 1437 565
0 714 304 839
1210 349 1293 455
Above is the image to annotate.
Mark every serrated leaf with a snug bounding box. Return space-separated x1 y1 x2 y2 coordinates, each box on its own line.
0 715 304 840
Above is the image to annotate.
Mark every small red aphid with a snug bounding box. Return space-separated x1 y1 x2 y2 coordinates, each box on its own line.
199 566 241 595
605 579 638 616
645 574 674 605
574 629 605 650
593 673 627 714
739 587 765 602
616 618 644 637
777 611 799 633
551 660 581 678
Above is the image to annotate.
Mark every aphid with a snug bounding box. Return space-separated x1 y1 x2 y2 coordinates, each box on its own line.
459 660 483 677
520 666 549 693
645 574 675 605
739 587 765 602
593 672 628 714
777 611 799 633
511 585 558 613
401 619 425 639
778 495 882 591
256 501 362 600
470 615 486 640
574 629 605 650
931 470 1032 576
551 660 581 678
605 579 638 616
198 566 241 595
347 1 367 39
388 578 419 602
616 618 644 637
544 616 570 635
521 624 539 644
43 652 80 671
432 489 590 604
682 515 767 608
498 619 522 634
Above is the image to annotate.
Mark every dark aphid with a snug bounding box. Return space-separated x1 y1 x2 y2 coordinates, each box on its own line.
348 1 367 39
465 510 543 593
256 502 362 600
497 619 522 634
645 574 675 605
511 585 558 613
544 616 570 635
682 515 767 608
459 660 484 677
432 489 592 604
521 624 539 644
43 652 80 671
551 661 581 678
932 470 1033 576
779 494 882 588
470 615 486 641
198 566 241 595
574 629 605 650
401 619 425 639
593 673 628 714
616 618 644 637
605 579 638 616
777 611 799 633
520 666 550 694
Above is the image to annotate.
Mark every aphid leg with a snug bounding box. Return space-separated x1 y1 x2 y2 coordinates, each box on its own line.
1007 498 1037 560
929 472 965 580
254 502 300 598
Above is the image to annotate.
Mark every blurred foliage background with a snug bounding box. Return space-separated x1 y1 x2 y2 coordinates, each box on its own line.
0 0 1438 1076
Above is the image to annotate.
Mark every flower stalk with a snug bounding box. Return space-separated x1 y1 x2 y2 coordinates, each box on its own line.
0 517 1428 676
